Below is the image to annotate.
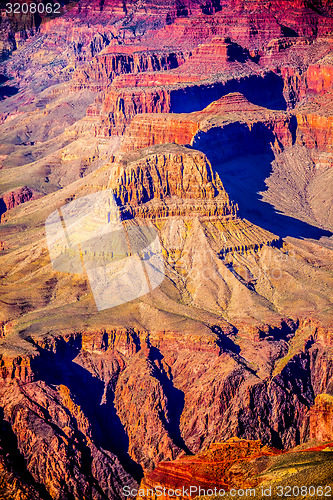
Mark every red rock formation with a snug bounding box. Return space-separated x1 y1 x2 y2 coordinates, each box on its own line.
0 353 35 383
1 0 333 497
310 394 333 443
72 47 190 90
139 438 280 500
0 314 330 493
120 92 294 152
295 92 333 156
0 381 136 499
305 62 333 96
90 37 259 136
108 145 238 220
281 52 333 108
95 85 172 136
112 72 200 88
92 71 203 135
297 112 333 154
0 186 41 222
89 34 333 138
80 327 142 357
142 6 282 51
122 114 199 150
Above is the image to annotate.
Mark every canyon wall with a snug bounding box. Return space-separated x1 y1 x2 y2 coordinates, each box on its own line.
72 48 190 91
0 1 332 498
0 317 330 499
310 394 333 442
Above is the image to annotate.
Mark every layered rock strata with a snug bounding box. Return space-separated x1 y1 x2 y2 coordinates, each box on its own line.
0 186 42 222
0 0 333 498
0 317 330 497
0 380 137 499
295 92 333 157
87 37 333 138
72 47 190 91
120 92 294 153
139 438 279 500
109 144 237 220
92 38 278 137
310 394 333 443
281 50 333 108
107 145 279 258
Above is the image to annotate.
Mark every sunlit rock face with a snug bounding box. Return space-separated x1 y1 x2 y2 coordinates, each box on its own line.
0 0 332 498
310 394 333 443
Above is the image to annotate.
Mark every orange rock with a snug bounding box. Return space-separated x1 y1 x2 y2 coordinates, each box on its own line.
108 144 238 219
305 64 333 96
296 108 333 154
0 186 42 222
310 394 333 443
72 49 189 91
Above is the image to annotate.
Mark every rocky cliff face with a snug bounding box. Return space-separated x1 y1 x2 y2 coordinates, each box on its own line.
95 84 172 136
110 145 225 204
310 393 333 442
281 50 333 108
0 380 137 499
72 47 190 91
0 0 332 498
91 37 290 138
295 92 333 155
0 316 330 497
0 186 41 222
119 92 294 153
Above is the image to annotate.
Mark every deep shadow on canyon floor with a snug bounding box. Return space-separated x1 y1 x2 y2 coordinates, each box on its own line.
193 123 332 240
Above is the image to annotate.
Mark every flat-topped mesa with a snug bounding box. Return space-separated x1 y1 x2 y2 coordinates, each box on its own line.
139 438 279 500
294 92 333 162
200 91 262 113
120 92 293 153
176 37 250 74
109 145 237 219
71 47 190 91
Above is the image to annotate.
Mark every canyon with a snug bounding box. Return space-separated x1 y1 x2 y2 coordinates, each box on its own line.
0 0 332 498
